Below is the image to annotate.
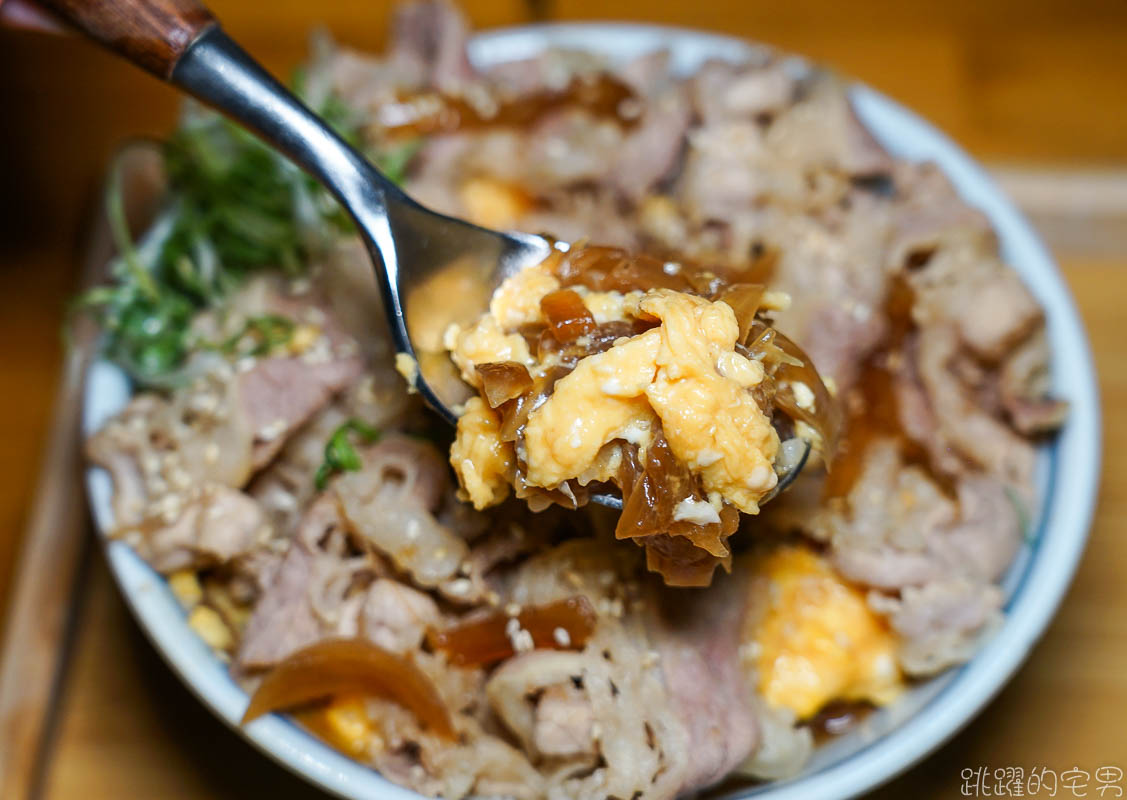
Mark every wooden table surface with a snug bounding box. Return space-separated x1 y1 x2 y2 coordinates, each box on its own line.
1 1 1125 798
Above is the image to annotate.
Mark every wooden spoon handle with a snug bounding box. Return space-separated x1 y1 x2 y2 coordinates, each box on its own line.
33 0 215 78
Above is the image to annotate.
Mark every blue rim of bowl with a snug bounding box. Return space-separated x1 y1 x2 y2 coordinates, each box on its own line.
82 22 1102 800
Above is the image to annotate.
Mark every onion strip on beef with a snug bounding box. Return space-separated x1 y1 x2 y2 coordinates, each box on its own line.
241 638 455 739
379 74 639 138
427 596 597 666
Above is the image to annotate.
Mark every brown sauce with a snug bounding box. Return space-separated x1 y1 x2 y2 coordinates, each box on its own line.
806 700 873 743
822 275 948 499
378 74 638 138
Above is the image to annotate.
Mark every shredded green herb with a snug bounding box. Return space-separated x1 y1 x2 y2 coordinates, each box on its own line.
217 314 297 358
314 419 381 490
76 79 420 387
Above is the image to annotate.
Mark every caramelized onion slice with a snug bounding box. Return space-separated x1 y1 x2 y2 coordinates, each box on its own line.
717 283 766 343
616 432 735 555
613 430 739 586
554 245 690 293
537 318 656 369
645 534 733 587
540 289 597 343
746 321 842 459
241 638 454 739
550 244 769 298
428 596 597 667
476 361 533 408
498 364 571 442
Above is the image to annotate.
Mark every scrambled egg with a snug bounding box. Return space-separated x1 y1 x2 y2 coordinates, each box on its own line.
745 546 903 720
522 331 659 488
637 290 777 512
447 316 533 386
168 569 203 609
451 397 516 508
187 605 234 652
445 262 780 513
302 694 382 759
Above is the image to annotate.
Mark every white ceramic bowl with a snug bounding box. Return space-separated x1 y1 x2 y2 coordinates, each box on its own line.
82 22 1102 800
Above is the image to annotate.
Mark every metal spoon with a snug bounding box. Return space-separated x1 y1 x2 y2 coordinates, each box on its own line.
38 0 810 507
34 0 550 417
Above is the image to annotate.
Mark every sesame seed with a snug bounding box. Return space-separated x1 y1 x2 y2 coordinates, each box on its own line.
257 418 288 442
445 578 473 597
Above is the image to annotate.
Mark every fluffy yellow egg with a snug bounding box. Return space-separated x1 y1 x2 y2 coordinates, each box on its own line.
746 546 903 720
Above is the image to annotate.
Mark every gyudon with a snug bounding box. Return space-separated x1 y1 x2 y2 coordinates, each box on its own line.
84 2 1065 797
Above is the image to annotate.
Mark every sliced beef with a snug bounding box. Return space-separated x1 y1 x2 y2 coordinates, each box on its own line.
494 541 758 799
240 436 454 670
690 58 794 126
822 439 1021 591
931 477 1023 583
363 578 441 653
914 323 1036 488
815 440 1018 677
86 379 256 529
236 496 340 670
887 162 994 270
648 571 759 793
609 52 692 202
893 336 969 477
765 194 895 392
87 401 156 526
516 187 640 249
892 172 1043 365
765 71 894 178
124 484 265 574
354 434 450 513
910 244 1042 363
869 579 1004 676
522 109 627 188
233 278 367 468
533 682 597 759
241 355 363 468
678 120 772 222
818 439 954 589
389 0 476 90
335 436 469 589
487 650 595 760
999 329 1069 435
